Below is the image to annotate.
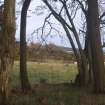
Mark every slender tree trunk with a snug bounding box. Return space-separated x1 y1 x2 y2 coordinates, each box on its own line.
42 0 89 86
0 0 16 104
84 20 94 85
20 0 31 92
84 36 94 87
87 0 105 93
64 1 89 86
62 24 87 86
62 0 90 87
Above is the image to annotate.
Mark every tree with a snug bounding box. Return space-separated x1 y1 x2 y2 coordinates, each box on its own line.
0 0 16 104
75 0 105 90
20 0 31 92
42 0 105 93
42 0 89 86
87 0 105 93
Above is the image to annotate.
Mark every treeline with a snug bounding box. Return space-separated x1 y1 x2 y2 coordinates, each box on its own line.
15 41 75 62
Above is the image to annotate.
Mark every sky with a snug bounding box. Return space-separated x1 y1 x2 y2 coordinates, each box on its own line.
16 0 71 47
1 0 105 48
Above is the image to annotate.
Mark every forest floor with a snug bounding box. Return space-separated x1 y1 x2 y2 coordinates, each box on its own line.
10 61 105 105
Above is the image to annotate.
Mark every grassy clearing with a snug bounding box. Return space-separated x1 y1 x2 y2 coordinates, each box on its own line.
10 61 105 105
11 61 78 87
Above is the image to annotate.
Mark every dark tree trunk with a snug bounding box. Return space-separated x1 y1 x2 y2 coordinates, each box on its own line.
62 24 86 86
0 0 16 104
87 0 105 93
20 0 31 92
84 36 94 86
84 15 94 85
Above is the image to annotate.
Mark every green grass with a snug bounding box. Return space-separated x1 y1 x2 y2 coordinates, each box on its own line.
11 61 78 87
10 61 105 105
10 61 81 105
10 86 81 105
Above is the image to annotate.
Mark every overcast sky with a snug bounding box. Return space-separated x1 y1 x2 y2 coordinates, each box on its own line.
16 0 71 47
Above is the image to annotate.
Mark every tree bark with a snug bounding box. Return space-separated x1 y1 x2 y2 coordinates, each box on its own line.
20 0 31 92
87 0 105 93
0 0 16 104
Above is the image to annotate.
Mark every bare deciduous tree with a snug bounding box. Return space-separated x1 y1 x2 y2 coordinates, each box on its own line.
42 0 105 93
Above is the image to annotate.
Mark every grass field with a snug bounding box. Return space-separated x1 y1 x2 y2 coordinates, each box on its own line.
10 61 105 105
11 61 78 87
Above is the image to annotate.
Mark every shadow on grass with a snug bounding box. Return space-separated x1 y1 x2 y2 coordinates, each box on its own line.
10 83 105 105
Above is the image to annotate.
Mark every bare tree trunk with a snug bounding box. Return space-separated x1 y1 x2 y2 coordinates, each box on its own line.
0 0 16 104
62 24 86 86
87 0 105 93
20 0 31 92
42 0 89 87
84 21 93 85
61 0 89 86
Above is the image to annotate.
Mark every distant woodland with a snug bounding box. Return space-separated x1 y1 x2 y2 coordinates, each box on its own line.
15 41 75 62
